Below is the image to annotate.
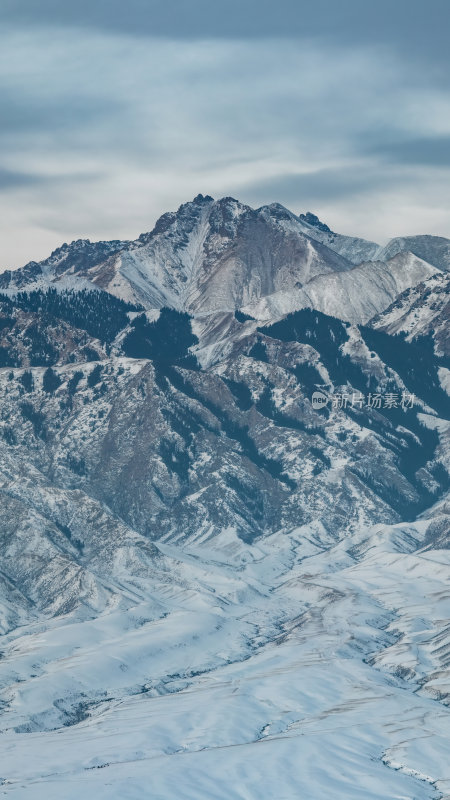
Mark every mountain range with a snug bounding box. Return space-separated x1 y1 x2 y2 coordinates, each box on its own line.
0 194 445 321
0 196 449 799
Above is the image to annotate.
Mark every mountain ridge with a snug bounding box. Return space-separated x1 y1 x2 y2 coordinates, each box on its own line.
2 196 448 327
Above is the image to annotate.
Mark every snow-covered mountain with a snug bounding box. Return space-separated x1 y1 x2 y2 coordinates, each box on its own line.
242 252 439 323
1 195 447 326
0 202 449 798
297 210 381 263
371 271 450 357
375 234 450 271
296 212 450 273
0 196 354 313
2 514 450 799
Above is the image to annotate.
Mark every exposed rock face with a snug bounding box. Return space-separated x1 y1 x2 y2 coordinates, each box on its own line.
242 252 439 323
299 211 332 233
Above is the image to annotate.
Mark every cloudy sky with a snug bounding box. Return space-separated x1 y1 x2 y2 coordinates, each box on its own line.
1 0 450 268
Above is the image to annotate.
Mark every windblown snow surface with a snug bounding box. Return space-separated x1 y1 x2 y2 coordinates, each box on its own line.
1 513 450 799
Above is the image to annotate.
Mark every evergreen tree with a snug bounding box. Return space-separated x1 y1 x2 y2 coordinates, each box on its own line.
87 364 102 387
43 367 62 393
122 308 198 367
19 371 34 392
67 371 83 394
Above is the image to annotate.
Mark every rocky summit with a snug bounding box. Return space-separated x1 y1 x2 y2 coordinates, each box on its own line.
0 197 449 799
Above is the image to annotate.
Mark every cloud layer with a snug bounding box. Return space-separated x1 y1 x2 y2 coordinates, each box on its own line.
1 3 450 268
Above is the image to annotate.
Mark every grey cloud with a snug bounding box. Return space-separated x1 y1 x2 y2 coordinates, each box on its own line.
0 0 364 37
1 0 449 65
239 167 407 210
0 86 124 139
1 13 450 267
0 168 101 192
0 168 46 190
369 136 450 167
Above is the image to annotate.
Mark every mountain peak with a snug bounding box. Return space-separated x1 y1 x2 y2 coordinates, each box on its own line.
49 239 91 258
193 193 214 204
257 202 296 222
299 212 332 234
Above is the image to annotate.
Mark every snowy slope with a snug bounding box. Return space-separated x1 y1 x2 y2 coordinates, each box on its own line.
242 252 440 323
293 214 450 273
258 206 380 265
296 210 381 264
103 196 358 312
371 271 450 357
1 519 450 798
375 234 450 271
0 238 128 291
